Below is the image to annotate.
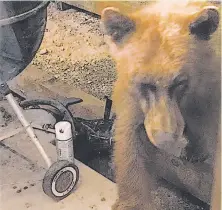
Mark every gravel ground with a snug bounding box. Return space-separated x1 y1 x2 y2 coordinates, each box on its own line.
32 3 116 100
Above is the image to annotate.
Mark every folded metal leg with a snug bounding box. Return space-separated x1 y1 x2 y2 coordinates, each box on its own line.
5 93 52 168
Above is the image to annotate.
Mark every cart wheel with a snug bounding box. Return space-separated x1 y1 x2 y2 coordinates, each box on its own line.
42 160 79 201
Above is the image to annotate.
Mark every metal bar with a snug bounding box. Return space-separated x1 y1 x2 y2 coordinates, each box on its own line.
5 93 52 168
104 96 112 121
0 127 24 142
0 1 50 26
32 123 55 134
0 123 55 142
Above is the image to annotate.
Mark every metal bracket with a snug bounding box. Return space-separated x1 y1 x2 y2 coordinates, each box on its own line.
0 83 11 96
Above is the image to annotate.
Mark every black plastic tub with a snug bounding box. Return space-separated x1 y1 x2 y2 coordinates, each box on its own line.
0 1 49 83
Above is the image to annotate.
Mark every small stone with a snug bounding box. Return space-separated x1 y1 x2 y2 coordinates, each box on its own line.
25 203 31 208
24 186 28 190
101 197 106 202
39 49 48 55
16 189 22 193
99 41 106 46
56 43 62 47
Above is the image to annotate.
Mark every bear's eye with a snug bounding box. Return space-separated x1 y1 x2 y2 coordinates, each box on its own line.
140 83 157 94
169 80 189 99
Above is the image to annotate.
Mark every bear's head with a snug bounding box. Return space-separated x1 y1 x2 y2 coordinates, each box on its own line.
101 1 220 156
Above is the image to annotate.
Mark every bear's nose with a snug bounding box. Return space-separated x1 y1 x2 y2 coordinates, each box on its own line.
152 131 188 157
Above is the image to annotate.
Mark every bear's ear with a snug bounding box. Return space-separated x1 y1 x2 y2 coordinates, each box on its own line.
189 6 220 40
101 7 136 44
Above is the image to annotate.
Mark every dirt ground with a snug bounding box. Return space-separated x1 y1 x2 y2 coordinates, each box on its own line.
32 3 116 100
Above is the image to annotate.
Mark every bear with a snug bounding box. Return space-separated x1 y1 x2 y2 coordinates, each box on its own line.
101 1 220 210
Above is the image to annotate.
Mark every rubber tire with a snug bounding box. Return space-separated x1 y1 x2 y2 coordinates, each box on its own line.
42 160 79 201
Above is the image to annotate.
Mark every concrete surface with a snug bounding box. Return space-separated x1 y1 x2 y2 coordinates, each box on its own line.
0 104 117 210
0 129 117 210
0 67 117 210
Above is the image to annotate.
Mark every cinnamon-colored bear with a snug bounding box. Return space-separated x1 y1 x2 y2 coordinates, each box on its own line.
101 1 220 209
